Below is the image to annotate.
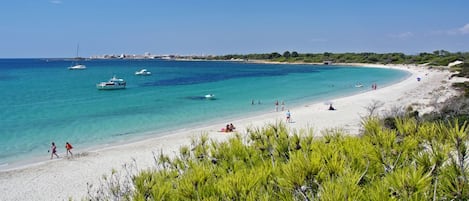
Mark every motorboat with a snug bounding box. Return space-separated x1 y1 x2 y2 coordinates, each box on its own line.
96 76 126 90
68 64 87 70
355 83 364 88
205 94 215 99
135 69 151 75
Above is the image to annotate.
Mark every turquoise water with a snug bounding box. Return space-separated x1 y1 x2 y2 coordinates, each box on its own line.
0 59 409 168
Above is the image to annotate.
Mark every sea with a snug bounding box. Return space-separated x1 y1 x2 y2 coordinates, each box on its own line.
0 59 409 169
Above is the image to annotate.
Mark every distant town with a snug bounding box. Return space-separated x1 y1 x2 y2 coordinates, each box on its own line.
87 52 218 60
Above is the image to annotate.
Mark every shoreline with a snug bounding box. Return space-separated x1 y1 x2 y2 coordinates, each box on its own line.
0 61 405 171
0 62 408 172
0 63 464 200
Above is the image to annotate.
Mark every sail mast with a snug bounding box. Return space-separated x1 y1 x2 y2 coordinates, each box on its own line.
76 44 79 58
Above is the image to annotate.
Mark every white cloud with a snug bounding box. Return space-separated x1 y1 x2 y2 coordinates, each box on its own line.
438 23 469 35
389 32 413 39
50 0 62 4
458 23 469 34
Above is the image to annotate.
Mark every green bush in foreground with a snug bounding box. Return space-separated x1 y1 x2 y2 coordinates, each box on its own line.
87 119 469 200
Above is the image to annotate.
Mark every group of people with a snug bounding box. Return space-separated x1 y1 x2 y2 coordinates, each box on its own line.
371 83 378 90
221 123 236 132
251 99 261 105
275 100 285 112
49 141 73 159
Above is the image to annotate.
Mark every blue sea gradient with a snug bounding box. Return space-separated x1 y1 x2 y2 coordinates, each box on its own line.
0 59 409 168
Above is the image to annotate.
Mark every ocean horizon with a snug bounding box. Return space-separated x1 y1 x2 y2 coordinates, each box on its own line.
0 59 409 169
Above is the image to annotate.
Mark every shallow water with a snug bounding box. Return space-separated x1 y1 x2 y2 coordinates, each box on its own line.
0 59 409 167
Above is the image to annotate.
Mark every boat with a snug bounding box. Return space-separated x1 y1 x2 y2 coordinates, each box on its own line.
68 44 87 70
355 84 364 88
135 69 151 75
68 64 87 70
205 94 215 99
96 76 126 90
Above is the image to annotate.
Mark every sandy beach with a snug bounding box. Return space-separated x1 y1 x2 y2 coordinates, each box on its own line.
0 64 464 201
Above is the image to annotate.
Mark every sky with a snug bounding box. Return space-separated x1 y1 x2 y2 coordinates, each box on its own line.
0 0 468 58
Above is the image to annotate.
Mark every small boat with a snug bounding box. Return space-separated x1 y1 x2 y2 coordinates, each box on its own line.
96 76 126 90
205 94 215 99
68 64 87 70
135 69 151 75
68 44 87 70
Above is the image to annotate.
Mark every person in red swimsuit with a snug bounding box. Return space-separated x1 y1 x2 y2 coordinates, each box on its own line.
65 142 73 157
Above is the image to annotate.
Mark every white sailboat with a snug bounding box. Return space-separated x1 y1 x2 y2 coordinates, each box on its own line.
68 44 87 70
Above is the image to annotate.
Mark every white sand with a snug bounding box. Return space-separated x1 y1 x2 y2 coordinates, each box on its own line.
0 64 464 201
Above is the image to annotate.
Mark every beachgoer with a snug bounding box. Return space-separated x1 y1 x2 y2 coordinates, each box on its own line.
251 99 255 105
281 101 285 111
50 142 59 159
229 123 236 131
226 124 231 132
65 142 73 157
328 104 336 111
275 100 279 112
286 110 291 123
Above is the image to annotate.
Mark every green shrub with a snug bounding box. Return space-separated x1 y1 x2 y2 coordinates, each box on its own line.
85 118 469 200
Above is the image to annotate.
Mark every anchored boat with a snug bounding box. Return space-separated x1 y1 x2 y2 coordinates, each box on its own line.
96 75 126 90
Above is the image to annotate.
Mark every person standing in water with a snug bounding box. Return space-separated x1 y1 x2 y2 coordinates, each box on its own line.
49 142 59 159
65 142 73 157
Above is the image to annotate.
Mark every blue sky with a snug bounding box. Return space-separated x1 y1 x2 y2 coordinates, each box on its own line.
1 0 468 58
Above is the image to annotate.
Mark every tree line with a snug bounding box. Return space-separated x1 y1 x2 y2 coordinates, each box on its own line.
208 50 469 67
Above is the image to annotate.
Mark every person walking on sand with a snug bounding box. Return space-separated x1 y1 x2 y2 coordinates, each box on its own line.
281 100 285 111
286 110 291 123
49 142 59 159
65 142 73 157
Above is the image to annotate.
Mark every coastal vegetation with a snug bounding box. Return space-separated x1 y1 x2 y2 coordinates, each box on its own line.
209 50 469 67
